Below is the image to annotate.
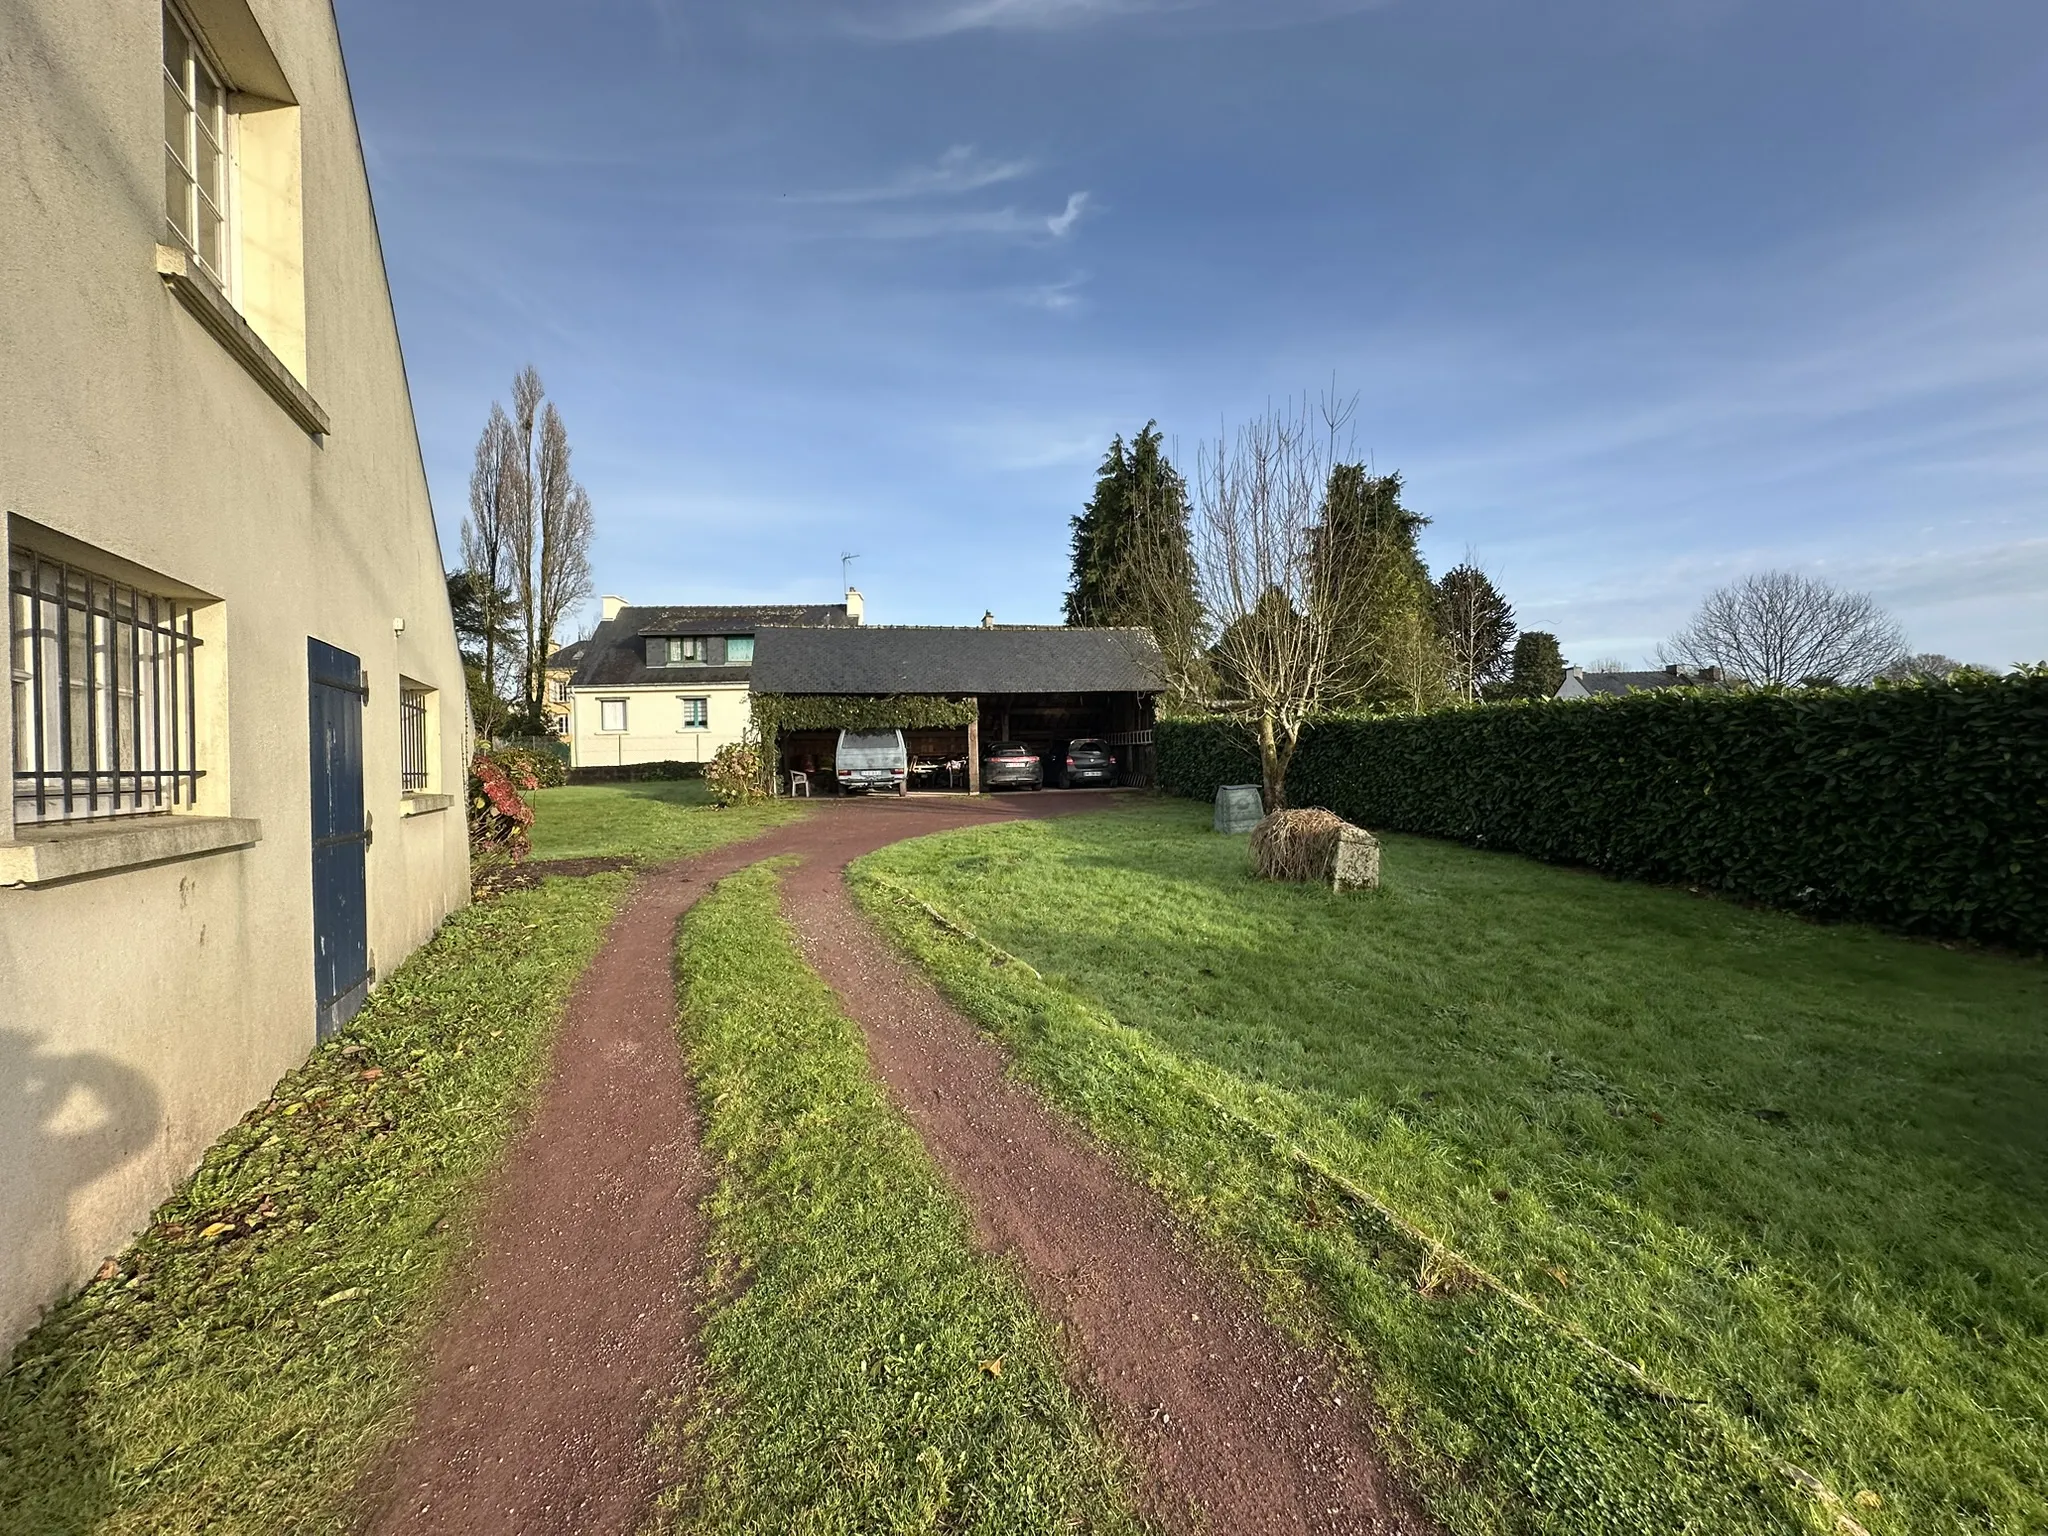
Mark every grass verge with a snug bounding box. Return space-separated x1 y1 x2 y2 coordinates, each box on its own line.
658 861 1149 1535
852 801 2048 1536
528 780 805 863
0 872 628 1536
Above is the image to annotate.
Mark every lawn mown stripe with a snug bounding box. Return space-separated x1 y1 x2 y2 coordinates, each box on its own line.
527 779 806 863
0 872 629 1536
661 861 1149 1536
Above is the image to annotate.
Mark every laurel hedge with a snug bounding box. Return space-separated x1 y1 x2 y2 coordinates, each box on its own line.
1158 669 2048 948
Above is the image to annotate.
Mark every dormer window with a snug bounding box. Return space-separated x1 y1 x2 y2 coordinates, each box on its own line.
726 635 753 664
654 636 704 665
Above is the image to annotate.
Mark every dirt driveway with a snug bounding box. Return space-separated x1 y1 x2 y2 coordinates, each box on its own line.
363 794 1431 1536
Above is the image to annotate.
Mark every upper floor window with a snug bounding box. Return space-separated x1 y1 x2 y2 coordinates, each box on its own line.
10 545 204 824
162 3 230 291
550 677 571 704
725 635 754 664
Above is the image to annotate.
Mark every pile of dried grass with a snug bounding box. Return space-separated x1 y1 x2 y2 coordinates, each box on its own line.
1251 808 1342 881
1249 807 1381 890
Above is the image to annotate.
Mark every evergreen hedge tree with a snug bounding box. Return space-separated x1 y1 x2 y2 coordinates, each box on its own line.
1064 423 1202 683
1505 631 1567 699
1313 467 1446 708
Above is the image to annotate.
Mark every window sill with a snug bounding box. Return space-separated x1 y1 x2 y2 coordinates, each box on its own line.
156 245 330 437
0 815 263 888
401 793 455 817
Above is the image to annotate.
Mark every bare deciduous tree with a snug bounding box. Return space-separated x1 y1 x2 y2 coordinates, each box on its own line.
1877 652 1986 683
1129 395 1399 809
485 366 597 724
459 403 521 735
531 403 594 708
1660 571 1906 686
505 367 545 719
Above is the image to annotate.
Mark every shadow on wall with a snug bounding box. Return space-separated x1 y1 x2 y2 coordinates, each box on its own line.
2 1028 161 1340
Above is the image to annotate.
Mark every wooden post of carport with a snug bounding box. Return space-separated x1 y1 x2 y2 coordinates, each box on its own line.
966 699 981 794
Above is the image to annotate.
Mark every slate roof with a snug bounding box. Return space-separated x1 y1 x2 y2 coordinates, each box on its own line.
1557 666 1745 699
545 641 589 672
751 625 1166 696
632 604 849 636
570 602 852 688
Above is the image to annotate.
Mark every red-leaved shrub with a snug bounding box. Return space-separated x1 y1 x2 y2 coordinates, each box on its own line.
469 751 535 870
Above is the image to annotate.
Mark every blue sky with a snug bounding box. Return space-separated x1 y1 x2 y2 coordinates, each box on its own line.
336 0 2048 667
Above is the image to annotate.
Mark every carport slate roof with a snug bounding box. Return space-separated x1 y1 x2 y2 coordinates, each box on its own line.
751 625 1165 696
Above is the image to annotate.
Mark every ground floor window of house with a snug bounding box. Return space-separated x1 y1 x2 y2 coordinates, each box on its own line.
8 545 203 823
679 695 709 730
600 698 628 732
399 683 430 792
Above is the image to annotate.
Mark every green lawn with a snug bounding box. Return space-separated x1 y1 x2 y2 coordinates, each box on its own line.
0 873 628 1536
658 861 1149 1535
528 779 805 863
854 801 2048 1536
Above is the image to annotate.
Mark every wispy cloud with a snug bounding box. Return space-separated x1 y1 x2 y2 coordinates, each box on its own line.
789 145 1036 204
827 0 1387 41
1016 274 1089 310
1046 190 1089 236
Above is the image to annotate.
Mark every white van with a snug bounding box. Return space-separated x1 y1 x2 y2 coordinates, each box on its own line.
834 728 908 795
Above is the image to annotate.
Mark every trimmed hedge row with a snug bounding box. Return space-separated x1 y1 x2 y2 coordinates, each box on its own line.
1158 671 2048 948
566 759 705 785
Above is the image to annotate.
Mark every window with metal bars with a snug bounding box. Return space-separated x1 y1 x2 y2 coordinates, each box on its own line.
162 2 231 291
9 547 204 824
400 685 429 793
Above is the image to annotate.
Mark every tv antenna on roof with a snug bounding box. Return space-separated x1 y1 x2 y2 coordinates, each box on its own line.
841 551 860 591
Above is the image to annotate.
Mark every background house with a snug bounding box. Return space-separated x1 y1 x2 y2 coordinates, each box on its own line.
564 592 862 768
542 638 588 741
1 0 471 1348
1557 665 1742 698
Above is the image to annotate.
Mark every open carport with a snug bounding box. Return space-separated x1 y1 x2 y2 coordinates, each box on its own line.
750 625 1164 793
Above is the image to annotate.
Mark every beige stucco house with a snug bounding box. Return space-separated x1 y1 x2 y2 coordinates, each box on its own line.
1 0 472 1348
565 592 863 769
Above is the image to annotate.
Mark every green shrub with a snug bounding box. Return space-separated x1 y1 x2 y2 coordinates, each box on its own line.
1159 670 2048 948
565 759 705 785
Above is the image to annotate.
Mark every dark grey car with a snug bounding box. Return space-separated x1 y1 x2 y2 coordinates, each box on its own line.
980 741 1043 790
1056 737 1116 788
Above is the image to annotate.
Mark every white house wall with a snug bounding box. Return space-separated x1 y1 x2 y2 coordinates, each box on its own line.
567 683 753 768
0 0 471 1348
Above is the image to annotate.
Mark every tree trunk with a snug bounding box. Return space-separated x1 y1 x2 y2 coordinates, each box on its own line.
1258 712 1293 812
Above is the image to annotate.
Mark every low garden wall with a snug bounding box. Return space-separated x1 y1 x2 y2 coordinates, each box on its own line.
1159 670 2048 949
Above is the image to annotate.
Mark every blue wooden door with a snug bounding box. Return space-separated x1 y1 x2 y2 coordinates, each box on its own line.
309 638 371 1039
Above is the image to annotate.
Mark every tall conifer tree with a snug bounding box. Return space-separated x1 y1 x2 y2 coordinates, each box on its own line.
1064 423 1202 682
1313 467 1446 707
